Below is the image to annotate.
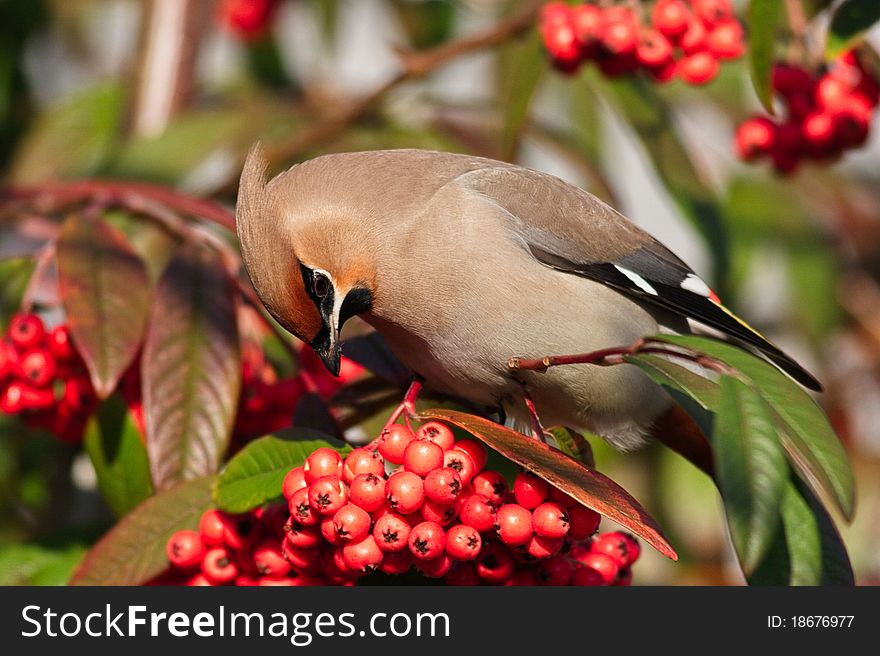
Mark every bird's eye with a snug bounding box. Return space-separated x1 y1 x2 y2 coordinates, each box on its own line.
312 272 331 298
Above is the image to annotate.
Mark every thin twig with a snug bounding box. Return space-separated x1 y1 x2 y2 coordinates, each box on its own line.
507 339 737 377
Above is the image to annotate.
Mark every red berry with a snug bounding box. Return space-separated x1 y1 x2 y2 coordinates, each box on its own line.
378 549 413 576
459 494 497 532
48 325 75 360
735 117 777 161
285 521 322 549
199 509 227 546
373 512 412 553
221 513 261 550
415 421 455 450
679 51 719 85
571 566 605 586
417 553 453 578
452 439 487 472
201 547 238 584
648 58 678 83
320 515 343 546
282 542 322 575
771 147 801 175
567 505 602 540
288 487 320 526
772 64 814 97
539 2 571 29
8 314 45 349
0 382 26 414
579 552 619 584
420 497 461 526
424 467 462 505
592 531 641 567
542 21 581 73
636 29 673 68
445 562 482 586
349 472 386 512
471 470 508 506
802 110 837 154
614 567 633 586
342 535 384 573
831 101 871 148
378 424 414 464
254 540 290 577
343 447 384 483
216 0 278 41
571 4 606 53
408 521 446 561
403 439 444 476
513 472 549 509
18 349 55 387
816 75 853 111
385 471 425 514
707 19 744 60
445 524 482 561
282 466 307 500
535 554 575 585
495 504 533 547
321 548 351 583
692 0 734 26
443 449 476 486
652 0 691 39
308 476 348 516
304 447 343 483
18 384 54 411
166 529 204 569
475 543 515 584
679 19 708 54
333 503 371 542
531 502 570 539
525 534 564 559
601 18 638 55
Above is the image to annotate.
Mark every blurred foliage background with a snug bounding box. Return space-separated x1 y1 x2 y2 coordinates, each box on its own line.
0 0 878 585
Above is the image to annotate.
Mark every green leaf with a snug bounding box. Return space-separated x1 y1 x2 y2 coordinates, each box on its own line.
546 426 595 467
714 376 788 574
0 257 35 326
649 335 855 521
10 83 122 183
748 1 784 113
826 0 880 58
748 478 853 585
84 395 153 517
0 544 86 585
499 28 546 160
626 352 721 412
143 242 241 490
422 408 677 560
214 429 350 513
57 214 151 398
70 477 214 586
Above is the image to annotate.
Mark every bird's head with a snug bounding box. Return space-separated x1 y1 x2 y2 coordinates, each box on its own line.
235 144 377 376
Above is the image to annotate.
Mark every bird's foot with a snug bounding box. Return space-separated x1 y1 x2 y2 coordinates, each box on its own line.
382 376 424 432
521 387 548 443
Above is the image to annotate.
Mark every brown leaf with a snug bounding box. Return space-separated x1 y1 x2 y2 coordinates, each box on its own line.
142 242 241 489
422 408 678 560
57 214 151 398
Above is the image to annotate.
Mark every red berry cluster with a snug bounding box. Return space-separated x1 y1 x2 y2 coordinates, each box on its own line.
735 53 880 174
275 422 640 585
216 0 280 41
539 0 743 85
159 504 320 585
0 314 96 443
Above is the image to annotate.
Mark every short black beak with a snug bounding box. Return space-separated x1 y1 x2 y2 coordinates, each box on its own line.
314 336 341 377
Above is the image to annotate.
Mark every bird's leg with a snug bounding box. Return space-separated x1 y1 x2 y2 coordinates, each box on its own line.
520 385 548 443
382 376 424 431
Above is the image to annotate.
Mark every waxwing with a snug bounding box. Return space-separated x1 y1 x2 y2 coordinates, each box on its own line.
236 146 818 450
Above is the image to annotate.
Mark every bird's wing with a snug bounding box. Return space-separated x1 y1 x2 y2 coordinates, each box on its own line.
457 165 822 391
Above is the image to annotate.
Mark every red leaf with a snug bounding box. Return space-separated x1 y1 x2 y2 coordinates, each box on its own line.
142 242 241 489
422 408 678 560
57 214 151 398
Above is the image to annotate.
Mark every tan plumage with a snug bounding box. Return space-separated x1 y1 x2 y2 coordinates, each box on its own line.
236 146 818 449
